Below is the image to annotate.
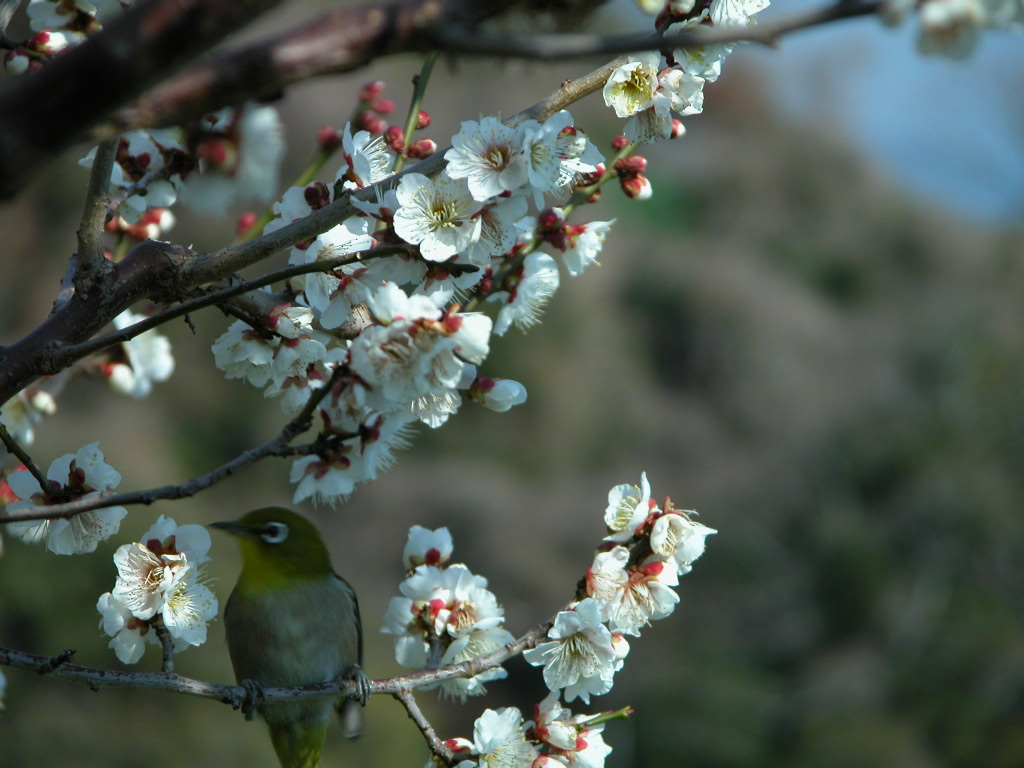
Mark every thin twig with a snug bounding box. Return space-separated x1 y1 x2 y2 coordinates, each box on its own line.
66 243 411 364
0 421 48 490
0 367 343 524
106 165 175 219
431 1 882 59
0 617 554 704
395 687 451 762
151 616 175 673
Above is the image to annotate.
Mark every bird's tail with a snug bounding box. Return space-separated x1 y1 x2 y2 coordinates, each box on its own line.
337 696 363 740
268 722 326 768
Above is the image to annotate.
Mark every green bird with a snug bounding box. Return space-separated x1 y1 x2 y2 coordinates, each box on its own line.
211 507 369 768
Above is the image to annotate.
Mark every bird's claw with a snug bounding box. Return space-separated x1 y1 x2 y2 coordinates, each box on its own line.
239 678 265 720
345 664 371 706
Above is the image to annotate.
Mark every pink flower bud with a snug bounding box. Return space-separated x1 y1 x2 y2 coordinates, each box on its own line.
416 110 431 129
318 125 343 151
407 139 436 159
358 80 385 101
611 134 631 151
371 98 395 115
384 125 405 152
236 211 258 235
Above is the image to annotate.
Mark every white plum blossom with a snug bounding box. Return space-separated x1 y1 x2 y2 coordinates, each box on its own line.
97 591 147 664
178 104 285 215
289 217 374 313
290 437 363 506
559 219 615 276
603 53 662 119
4 443 127 555
402 525 454 569
472 708 538 768
98 516 217 662
107 310 175 398
521 111 604 206
393 172 482 262
337 123 393 190
649 512 717 573
463 194 530 265
532 692 614 768
468 376 528 412
492 251 560 336
604 471 654 542
445 117 529 201
0 389 56 446
594 556 681 636
349 283 491 415
524 599 619 704
439 623 516 700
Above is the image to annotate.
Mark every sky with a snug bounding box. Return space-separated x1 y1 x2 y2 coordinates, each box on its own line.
739 5 1024 226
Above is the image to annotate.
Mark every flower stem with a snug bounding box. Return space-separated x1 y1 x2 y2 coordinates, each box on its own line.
391 51 439 174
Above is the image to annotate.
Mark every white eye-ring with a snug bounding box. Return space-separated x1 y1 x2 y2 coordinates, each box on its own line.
260 522 289 544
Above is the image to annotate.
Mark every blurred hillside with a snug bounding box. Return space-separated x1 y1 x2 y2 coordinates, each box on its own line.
2 46 1024 768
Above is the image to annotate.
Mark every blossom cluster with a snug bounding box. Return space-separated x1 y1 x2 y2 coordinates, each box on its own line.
3 443 127 555
208 104 621 505
602 0 769 146
96 515 217 664
426 474 713 768
882 0 1024 57
381 525 516 701
523 474 715 706
78 103 284 236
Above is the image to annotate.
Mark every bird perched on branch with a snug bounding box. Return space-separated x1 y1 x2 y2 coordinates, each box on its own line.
211 507 369 768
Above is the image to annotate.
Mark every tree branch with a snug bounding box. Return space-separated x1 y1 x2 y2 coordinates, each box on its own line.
0 0 285 199
0 367 342 524
75 139 118 296
394 687 451 762
0 618 553 704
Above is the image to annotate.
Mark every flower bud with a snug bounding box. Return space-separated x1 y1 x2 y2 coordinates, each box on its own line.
318 125 343 151
416 110 431 129
407 139 437 159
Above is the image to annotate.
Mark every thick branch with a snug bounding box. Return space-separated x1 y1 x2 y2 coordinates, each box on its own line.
75 139 118 295
0 0 284 200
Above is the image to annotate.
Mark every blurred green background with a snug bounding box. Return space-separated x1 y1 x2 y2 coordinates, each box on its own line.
2 4 1024 767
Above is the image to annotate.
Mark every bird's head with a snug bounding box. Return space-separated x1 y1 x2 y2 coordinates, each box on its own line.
210 507 334 586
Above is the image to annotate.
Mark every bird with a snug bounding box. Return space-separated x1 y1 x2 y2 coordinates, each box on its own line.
211 507 369 768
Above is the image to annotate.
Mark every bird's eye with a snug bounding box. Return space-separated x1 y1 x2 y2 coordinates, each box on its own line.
260 522 289 544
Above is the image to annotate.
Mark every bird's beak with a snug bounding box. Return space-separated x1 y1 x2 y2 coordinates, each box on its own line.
209 520 249 536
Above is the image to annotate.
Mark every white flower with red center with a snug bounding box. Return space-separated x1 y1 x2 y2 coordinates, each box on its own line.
399 563 501 637
603 472 654 542
350 283 491 413
492 252 560 336
649 512 717 573
319 267 379 331
413 260 487 309
524 599 618 704
290 217 374 313
439 623 517 700
96 591 148 664
472 708 538 768
463 194 530 265
178 104 285 215
264 306 328 388
585 546 630 609
532 692 614 768
357 410 414 480
467 375 528 412
263 183 325 236
211 319 278 387
337 122 393 190
106 310 175 399
521 111 604 206
601 557 681 636
380 595 432 668
4 443 127 555
558 219 615 277
289 436 363 506
403 525 454 570
393 172 482 262
445 117 529 201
